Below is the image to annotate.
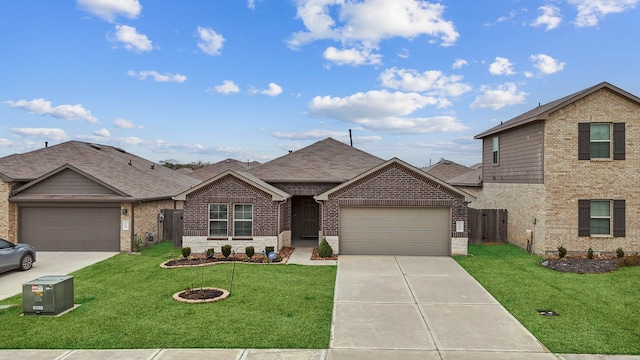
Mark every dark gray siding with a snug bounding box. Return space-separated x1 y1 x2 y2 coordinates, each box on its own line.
21 169 117 195
482 121 544 184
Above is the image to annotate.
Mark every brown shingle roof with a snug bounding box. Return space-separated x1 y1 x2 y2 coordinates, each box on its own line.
422 158 473 182
249 138 385 182
474 82 640 139
0 141 200 200
189 159 261 181
448 167 482 187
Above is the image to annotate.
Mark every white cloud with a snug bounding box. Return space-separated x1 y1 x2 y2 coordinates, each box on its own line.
470 83 528 110
113 118 142 129
323 46 382 66
247 0 257 9
379 68 472 97
452 59 468 69
4 98 98 123
568 0 638 27
308 90 466 133
260 83 283 97
12 127 68 141
483 9 519 26
94 128 111 137
110 25 152 52
77 0 141 22
489 57 516 76
530 54 566 75
531 5 562 30
289 0 458 65
210 80 240 94
272 130 382 144
0 138 14 147
197 26 225 56
128 70 187 83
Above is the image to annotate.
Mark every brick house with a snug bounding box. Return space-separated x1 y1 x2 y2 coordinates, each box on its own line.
473 82 640 256
175 138 474 256
0 141 199 252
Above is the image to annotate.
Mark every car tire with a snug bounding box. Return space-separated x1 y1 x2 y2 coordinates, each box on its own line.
20 253 34 271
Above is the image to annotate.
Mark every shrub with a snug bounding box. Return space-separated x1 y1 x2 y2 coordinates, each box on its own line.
557 246 567 259
619 253 640 267
265 246 275 255
616 247 625 258
205 248 215 259
221 244 232 259
587 247 594 259
181 247 191 259
245 246 255 259
318 238 333 258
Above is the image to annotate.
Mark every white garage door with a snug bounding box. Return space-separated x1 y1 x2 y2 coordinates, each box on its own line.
19 204 120 251
339 207 450 256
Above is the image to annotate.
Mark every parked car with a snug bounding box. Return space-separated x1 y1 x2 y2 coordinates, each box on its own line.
0 238 36 273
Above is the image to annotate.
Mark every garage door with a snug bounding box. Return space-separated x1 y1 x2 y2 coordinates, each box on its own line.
19 205 120 251
339 207 450 256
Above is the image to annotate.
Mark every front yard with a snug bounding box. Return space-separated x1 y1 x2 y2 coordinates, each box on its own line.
455 244 640 355
0 242 336 349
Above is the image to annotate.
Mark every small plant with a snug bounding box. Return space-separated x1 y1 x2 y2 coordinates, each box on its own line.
205 248 215 259
557 246 567 259
619 253 640 267
245 246 255 259
587 247 594 259
616 247 625 258
265 246 275 255
133 234 144 251
221 244 232 259
181 247 191 259
318 238 333 258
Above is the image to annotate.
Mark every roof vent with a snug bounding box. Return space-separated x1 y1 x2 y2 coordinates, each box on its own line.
115 147 126 153
90 144 101 150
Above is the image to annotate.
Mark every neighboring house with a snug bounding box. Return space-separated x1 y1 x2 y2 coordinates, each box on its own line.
422 158 473 182
175 138 474 256
0 141 200 252
189 158 261 181
473 82 640 256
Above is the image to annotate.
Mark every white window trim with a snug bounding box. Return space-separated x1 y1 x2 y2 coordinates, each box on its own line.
208 203 228 238
492 136 499 165
590 200 612 237
233 204 253 238
590 123 612 160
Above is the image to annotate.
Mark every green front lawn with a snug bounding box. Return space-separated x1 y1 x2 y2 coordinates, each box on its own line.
455 244 640 355
0 242 336 349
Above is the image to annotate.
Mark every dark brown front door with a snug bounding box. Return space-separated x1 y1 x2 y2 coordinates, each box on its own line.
292 196 319 240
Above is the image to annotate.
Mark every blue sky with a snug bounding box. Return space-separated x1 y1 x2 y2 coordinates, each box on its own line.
1 0 639 167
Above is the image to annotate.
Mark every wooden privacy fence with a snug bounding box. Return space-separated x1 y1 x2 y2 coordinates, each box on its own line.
162 209 183 248
468 208 508 245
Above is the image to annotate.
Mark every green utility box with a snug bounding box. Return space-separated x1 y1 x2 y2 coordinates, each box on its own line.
22 276 74 315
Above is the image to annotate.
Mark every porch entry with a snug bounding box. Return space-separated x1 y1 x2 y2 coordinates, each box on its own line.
291 196 319 242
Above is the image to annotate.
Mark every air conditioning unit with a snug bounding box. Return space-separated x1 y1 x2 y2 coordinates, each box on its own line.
22 276 74 316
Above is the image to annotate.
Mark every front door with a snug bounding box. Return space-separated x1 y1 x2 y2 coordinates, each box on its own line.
292 196 319 240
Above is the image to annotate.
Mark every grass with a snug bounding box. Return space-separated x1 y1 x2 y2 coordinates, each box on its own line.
455 244 640 355
0 242 336 349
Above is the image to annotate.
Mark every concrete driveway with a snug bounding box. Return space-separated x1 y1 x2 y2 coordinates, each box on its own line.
0 251 118 301
328 256 556 360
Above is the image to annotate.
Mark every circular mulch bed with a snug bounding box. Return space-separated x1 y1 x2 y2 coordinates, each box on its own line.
541 256 619 274
173 287 229 304
161 247 293 268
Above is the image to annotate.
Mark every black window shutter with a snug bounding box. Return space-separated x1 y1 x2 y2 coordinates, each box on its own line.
578 123 590 160
613 123 625 160
578 199 591 236
613 200 625 237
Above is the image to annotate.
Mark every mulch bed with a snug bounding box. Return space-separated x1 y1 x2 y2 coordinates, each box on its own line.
179 288 223 300
541 255 619 273
311 247 338 261
163 247 294 267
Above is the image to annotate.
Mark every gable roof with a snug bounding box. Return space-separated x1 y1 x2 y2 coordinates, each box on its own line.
189 158 261 181
173 170 290 201
0 141 200 200
448 167 483 187
316 158 475 202
474 82 640 139
422 158 473 182
248 138 385 183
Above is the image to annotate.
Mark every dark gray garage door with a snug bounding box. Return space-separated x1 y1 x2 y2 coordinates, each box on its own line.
19 204 120 251
339 207 450 256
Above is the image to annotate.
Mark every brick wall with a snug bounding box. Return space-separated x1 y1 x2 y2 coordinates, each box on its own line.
0 182 11 241
271 182 337 231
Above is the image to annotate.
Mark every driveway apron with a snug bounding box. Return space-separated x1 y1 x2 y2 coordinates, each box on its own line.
330 255 553 359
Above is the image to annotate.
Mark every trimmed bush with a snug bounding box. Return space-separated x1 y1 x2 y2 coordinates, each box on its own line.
205 248 215 259
221 244 232 259
181 247 191 259
587 247 594 259
557 246 567 259
265 246 275 255
616 247 625 258
318 239 333 258
245 246 255 259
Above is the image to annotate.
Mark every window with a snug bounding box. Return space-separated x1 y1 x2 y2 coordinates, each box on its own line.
209 204 228 237
578 123 625 160
233 204 252 237
492 136 499 164
578 199 625 237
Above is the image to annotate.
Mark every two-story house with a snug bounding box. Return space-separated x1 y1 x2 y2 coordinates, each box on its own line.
473 82 640 256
